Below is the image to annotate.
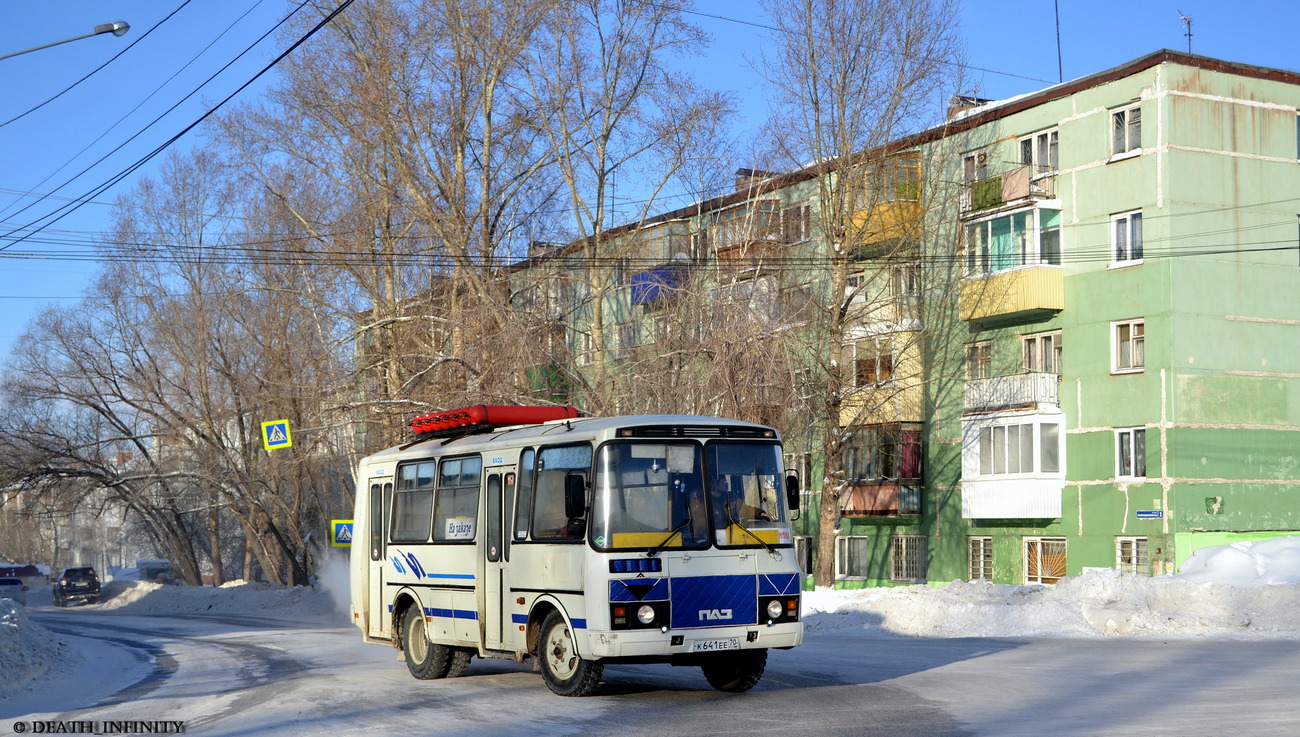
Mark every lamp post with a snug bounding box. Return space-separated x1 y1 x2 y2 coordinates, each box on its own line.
0 21 130 62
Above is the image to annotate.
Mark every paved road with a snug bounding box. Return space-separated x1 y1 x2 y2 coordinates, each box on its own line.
9 608 1299 736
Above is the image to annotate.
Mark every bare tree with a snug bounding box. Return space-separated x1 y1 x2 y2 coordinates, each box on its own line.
757 0 964 587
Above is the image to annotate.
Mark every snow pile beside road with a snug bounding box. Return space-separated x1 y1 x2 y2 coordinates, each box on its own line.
804 536 1300 639
0 599 73 696
99 579 344 620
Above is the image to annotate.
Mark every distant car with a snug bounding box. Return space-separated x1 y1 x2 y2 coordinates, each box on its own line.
0 577 29 606
53 566 101 606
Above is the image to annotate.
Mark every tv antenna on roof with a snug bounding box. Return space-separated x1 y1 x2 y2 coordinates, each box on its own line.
1178 10 1193 54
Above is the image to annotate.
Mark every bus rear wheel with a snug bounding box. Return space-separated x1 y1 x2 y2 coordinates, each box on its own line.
701 649 767 692
402 606 453 680
537 610 602 696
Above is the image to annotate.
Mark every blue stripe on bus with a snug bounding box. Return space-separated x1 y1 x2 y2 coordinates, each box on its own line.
424 607 480 620
508 613 586 629
426 572 476 580
759 572 801 596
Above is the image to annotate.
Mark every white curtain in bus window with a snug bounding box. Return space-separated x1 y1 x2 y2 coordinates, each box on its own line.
392 462 435 542
434 456 482 541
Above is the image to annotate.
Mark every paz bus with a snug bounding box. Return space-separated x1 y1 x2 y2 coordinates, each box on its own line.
348 405 804 696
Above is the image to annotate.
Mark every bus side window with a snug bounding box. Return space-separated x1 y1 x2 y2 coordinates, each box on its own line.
369 483 384 560
392 463 435 542
515 449 535 540
531 445 592 540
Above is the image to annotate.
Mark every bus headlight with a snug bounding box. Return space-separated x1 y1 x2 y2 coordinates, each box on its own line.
637 604 656 625
766 600 784 620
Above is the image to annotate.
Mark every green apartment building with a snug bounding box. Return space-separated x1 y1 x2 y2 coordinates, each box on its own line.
508 50 1300 587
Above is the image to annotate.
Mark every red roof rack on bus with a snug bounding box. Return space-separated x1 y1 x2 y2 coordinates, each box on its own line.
409 405 582 437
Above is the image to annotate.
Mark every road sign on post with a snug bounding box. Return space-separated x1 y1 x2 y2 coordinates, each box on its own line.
332 520 353 547
261 420 293 451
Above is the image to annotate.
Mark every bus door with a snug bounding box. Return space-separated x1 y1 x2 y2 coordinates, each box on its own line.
481 466 516 650
366 477 394 638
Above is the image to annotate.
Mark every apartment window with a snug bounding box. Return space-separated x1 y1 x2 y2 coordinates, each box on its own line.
968 536 994 581
976 420 1062 477
965 207 1062 275
782 203 812 243
891 535 927 583
1022 331 1062 374
891 264 921 301
1116 536 1149 575
1112 104 1142 156
842 423 923 482
576 331 594 366
852 337 895 386
1025 537 1067 584
1116 427 1147 479
1113 319 1145 372
963 151 988 183
793 535 814 575
966 341 992 380
783 451 814 491
836 536 870 579
1019 129 1059 174
1112 211 1144 263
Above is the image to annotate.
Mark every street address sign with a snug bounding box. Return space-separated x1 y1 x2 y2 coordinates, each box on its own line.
1136 510 1164 519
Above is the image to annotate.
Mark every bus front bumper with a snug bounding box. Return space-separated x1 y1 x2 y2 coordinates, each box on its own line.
583 622 803 660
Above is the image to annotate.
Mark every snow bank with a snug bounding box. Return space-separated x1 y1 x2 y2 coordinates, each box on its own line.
97 579 343 620
1 599 72 695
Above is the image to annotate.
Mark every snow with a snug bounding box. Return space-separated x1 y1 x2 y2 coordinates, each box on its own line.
4 536 1300 710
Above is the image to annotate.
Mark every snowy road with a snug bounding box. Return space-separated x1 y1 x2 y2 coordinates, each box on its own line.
9 605 1300 737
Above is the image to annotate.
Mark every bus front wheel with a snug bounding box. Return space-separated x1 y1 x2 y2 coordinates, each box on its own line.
402 606 453 680
701 649 767 692
537 610 603 696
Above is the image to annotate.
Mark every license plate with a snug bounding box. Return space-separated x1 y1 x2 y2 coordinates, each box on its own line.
691 638 740 653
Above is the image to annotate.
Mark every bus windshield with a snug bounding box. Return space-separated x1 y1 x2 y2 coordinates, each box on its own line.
590 441 790 551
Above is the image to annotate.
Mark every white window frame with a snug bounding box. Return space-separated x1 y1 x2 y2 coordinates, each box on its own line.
975 419 1062 477
576 331 594 367
968 536 994 581
1116 536 1149 575
1112 318 1145 374
964 206 1062 275
782 203 813 243
1019 128 1059 175
1111 103 1142 158
1024 537 1067 585
1022 331 1062 374
1111 210 1144 265
851 337 895 387
835 535 870 580
890 535 927 583
1116 427 1147 479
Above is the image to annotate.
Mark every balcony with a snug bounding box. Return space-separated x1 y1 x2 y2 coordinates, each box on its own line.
960 265 1063 325
962 478 1062 519
962 164 1057 215
964 372 1059 413
840 482 921 517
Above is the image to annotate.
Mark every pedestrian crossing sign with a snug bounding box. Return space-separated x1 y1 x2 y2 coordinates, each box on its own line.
261 419 293 451
332 520 354 547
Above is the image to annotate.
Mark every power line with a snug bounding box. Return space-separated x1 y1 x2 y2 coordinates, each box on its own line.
0 0 350 253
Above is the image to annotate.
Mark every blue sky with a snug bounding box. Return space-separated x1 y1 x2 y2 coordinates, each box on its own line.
1 0 1297 358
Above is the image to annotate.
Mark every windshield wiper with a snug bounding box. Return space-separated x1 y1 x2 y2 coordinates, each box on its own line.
646 515 691 558
725 502 775 556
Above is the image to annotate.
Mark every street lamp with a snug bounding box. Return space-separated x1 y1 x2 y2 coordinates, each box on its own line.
0 21 131 62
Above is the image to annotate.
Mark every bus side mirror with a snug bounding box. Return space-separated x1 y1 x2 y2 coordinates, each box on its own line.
564 472 587 519
785 473 800 511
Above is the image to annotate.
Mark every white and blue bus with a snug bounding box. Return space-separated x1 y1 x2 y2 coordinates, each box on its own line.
348 405 804 696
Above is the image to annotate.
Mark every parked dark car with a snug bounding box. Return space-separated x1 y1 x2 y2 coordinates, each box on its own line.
0 577 29 606
53 566 101 606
